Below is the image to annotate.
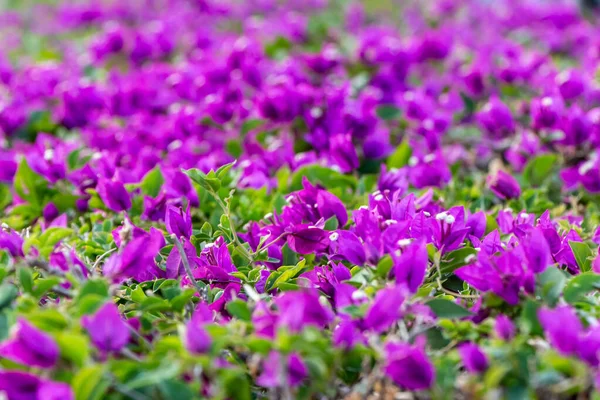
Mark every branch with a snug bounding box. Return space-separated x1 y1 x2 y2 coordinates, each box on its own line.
171 234 208 302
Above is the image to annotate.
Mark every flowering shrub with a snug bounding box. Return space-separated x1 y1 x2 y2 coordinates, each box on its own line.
2 0 600 398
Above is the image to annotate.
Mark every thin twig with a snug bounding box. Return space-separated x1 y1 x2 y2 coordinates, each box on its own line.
128 324 152 349
26 259 66 277
92 247 117 271
51 286 74 298
434 256 479 299
213 193 253 262
109 376 151 400
171 234 208 302
121 347 143 362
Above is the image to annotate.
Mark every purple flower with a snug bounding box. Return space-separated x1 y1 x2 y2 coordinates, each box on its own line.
165 204 193 238
455 251 527 305
384 340 435 390
0 229 24 257
392 240 428 293
275 290 333 333
286 225 330 254
329 134 359 173
0 371 41 400
495 314 516 341
96 178 131 212
103 228 165 282
252 301 277 338
487 170 521 200
0 371 73 400
0 319 59 368
333 319 365 349
478 97 515 139
257 351 308 388
185 303 213 354
36 381 75 400
538 305 582 356
556 69 585 101
364 285 404 333
429 208 470 254
329 230 366 266
578 326 600 366
458 342 488 373
82 303 131 353
523 228 551 273
531 96 563 130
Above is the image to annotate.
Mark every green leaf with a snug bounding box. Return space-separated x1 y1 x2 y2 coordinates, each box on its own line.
537 267 567 306
0 283 18 310
77 279 109 300
125 361 181 390
522 154 559 187
270 259 310 290
0 184 12 210
225 299 252 321
564 272 600 304
56 332 90 367
221 369 251 400
18 267 33 294
33 277 62 297
216 161 237 180
289 165 356 192
386 138 412 169
25 228 73 259
140 167 164 197
72 365 110 400
158 380 194 400
440 248 478 274
376 255 393 278
426 298 473 319
13 158 48 208
375 104 402 120
226 140 243 158
264 36 292 59
569 241 593 272
460 92 476 115
240 119 266 136
184 168 221 192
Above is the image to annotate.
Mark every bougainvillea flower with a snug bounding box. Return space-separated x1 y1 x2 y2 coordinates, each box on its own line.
286 225 330 254
165 204 192 238
275 290 333 332
257 351 308 388
96 178 131 212
455 251 528 305
478 97 515 139
82 303 131 353
185 303 213 354
392 240 428 293
458 342 488 373
36 380 75 400
328 230 366 266
383 340 435 390
487 170 521 200
495 315 516 341
0 229 24 257
103 228 164 282
364 285 404 333
0 319 59 368
0 371 73 400
538 305 582 355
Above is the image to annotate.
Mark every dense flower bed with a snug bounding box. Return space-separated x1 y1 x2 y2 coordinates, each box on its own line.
2 0 600 398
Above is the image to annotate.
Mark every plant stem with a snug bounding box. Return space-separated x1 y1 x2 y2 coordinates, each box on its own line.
171 234 208 302
434 255 479 299
212 192 253 262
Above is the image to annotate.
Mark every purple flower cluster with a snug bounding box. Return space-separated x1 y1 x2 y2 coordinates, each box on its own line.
2 0 600 397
